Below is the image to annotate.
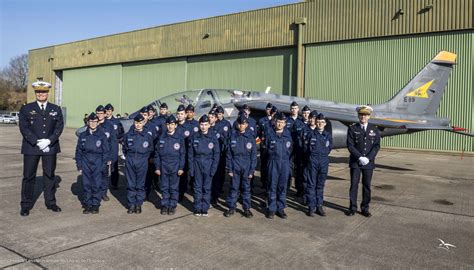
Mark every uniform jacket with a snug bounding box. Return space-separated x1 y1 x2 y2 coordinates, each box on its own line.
154 131 185 174
19 102 64 155
75 128 111 171
123 129 154 157
225 130 257 176
346 123 381 169
188 131 220 177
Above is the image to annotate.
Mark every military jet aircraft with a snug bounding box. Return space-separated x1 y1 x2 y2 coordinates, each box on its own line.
115 51 473 148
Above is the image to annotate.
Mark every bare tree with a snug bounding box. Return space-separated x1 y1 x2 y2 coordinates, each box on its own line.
1 54 28 91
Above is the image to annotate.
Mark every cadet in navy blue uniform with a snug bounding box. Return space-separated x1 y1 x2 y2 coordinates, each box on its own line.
185 104 199 127
304 113 332 217
18 80 64 216
257 104 277 189
155 115 185 215
158 103 169 122
346 106 381 217
96 105 117 201
75 113 111 214
189 115 220 216
123 114 154 214
265 113 293 219
211 107 231 206
290 104 311 195
105 103 124 190
178 105 199 201
224 115 257 218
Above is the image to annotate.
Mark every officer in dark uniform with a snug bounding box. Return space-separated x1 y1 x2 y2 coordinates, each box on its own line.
155 115 185 215
304 113 332 217
123 114 154 214
188 115 220 217
265 112 293 219
18 80 64 216
96 105 117 201
75 113 111 214
104 103 124 190
224 115 257 218
347 105 381 217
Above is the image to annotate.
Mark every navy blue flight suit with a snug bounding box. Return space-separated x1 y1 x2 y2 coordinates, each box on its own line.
265 127 293 214
155 132 185 209
225 130 257 211
290 117 307 194
75 129 111 208
347 123 381 212
304 128 332 211
141 121 160 199
257 116 272 189
19 102 64 210
211 119 231 203
98 120 117 197
106 117 124 188
178 120 199 200
188 131 220 214
123 129 154 209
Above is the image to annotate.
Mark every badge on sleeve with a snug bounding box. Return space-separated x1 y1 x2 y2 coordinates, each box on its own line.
223 126 228 132
194 127 199 132
114 124 118 130
147 131 153 136
326 140 330 147
184 130 190 137
286 141 291 148
174 143 180 150
105 132 110 138
208 142 214 149
246 142 252 150
143 141 149 148
96 140 102 147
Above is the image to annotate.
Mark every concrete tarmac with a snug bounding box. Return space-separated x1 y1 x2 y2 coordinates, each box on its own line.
0 124 473 269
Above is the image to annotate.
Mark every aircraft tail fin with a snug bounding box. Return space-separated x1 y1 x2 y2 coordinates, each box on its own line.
375 51 456 116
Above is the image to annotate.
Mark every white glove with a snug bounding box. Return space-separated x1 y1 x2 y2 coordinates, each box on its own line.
36 139 51 150
359 157 369 166
42 146 50 153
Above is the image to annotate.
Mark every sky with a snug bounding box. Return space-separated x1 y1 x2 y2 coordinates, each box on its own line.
0 0 299 68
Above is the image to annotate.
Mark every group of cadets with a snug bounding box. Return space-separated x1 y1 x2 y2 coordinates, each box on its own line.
76 100 379 219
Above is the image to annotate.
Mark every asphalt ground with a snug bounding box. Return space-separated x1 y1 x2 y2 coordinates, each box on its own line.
0 124 473 269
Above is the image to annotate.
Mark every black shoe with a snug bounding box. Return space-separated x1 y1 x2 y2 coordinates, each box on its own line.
296 190 304 197
266 211 275 219
224 209 235 217
83 207 92 214
307 208 315 217
316 206 326 217
47 205 62 212
20 209 29 216
346 210 356 216
127 206 135 214
361 211 372 217
161 207 168 215
243 209 253 218
211 199 218 208
90 206 99 214
193 210 201 216
276 210 288 219
168 207 176 215
102 195 110 201
135 205 142 214
202 211 209 217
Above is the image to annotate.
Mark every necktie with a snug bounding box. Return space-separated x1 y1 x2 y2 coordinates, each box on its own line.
41 104 45 112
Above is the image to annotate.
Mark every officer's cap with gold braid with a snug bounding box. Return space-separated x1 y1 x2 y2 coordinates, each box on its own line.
32 80 51 91
356 105 373 115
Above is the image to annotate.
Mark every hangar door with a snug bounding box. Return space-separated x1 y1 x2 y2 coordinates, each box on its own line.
304 32 473 152
62 65 122 128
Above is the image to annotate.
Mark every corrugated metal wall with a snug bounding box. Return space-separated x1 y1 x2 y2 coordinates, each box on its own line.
187 48 296 95
121 59 186 114
62 65 122 127
305 31 473 152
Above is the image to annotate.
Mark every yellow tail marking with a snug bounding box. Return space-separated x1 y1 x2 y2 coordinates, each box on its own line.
406 80 433 98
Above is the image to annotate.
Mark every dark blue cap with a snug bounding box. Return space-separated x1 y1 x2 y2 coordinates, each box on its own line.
147 105 156 112
166 114 177 124
160 103 168 109
242 104 250 111
270 105 278 114
139 107 148 114
309 110 319 119
134 114 145 122
216 106 224 114
236 115 248 124
266 103 273 109
316 113 326 120
208 109 218 116
87 112 98 121
275 112 287 121
302 105 311 112
290 101 299 107
185 104 195 112
177 104 185 112
199 114 209 123
95 105 105 112
104 103 114 111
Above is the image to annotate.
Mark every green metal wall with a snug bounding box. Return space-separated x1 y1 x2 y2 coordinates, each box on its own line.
187 49 296 95
121 59 186 114
305 31 474 152
62 65 121 127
